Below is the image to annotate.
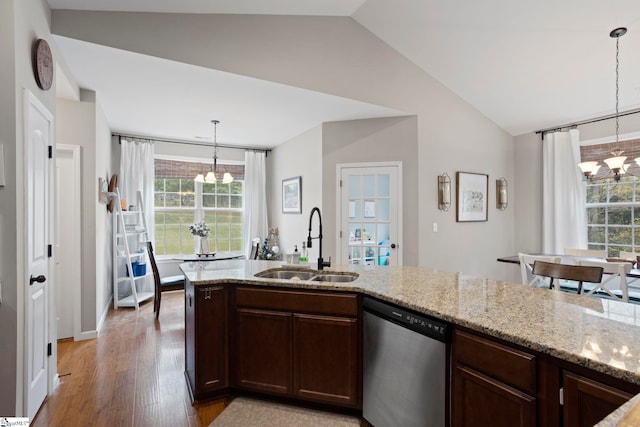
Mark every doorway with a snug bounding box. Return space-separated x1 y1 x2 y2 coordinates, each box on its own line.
337 162 403 266
54 145 81 340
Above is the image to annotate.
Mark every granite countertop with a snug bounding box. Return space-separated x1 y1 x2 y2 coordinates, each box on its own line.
181 259 640 387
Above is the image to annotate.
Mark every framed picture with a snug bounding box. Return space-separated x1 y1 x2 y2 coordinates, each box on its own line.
282 176 302 214
456 172 488 222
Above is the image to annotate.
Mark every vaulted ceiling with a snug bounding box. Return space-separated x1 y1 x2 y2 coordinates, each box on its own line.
48 0 640 145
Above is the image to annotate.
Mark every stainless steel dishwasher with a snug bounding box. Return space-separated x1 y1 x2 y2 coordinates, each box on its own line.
363 296 450 427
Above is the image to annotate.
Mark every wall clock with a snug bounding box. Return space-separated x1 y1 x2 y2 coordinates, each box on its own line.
33 38 53 91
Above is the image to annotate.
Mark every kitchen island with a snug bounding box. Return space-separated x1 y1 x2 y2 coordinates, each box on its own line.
181 259 640 426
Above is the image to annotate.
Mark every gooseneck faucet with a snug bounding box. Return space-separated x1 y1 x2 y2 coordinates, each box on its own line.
307 207 331 270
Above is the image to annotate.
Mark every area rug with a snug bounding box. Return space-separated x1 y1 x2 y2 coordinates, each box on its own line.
209 397 361 427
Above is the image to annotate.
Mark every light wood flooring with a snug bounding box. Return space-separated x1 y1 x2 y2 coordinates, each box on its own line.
32 291 228 427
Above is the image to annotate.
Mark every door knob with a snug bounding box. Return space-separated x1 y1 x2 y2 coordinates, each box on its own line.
29 275 46 285
391 243 397 249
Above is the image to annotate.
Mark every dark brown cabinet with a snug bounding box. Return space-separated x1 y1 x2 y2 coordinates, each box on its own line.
452 329 537 427
233 286 361 409
563 371 633 427
184 281 228 401
235 308 292 395
293 313 358 406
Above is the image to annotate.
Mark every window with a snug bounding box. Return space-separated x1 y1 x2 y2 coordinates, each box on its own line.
586 176 640 257
154 158 244 256
583 139 640 257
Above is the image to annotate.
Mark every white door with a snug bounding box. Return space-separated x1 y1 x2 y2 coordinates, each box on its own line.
338 163 402 266
55 146 81 339
25 91 53 419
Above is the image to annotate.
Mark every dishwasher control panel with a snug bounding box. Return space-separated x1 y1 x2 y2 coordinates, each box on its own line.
364 296 449 342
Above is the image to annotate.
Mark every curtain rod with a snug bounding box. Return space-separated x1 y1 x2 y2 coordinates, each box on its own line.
535 107 640 139
114 132 272 154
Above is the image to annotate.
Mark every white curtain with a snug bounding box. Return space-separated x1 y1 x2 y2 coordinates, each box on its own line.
243 151 268 258
542 129 587 254
119 138 155 243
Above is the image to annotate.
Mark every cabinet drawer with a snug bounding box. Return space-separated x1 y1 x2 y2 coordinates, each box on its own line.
454 329 536 395
236 287 358 317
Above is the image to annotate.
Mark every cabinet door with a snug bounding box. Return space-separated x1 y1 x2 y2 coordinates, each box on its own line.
195 286 228 394
453 365 536 427
563 371 633 427
236 308 292 395
293 314 359 407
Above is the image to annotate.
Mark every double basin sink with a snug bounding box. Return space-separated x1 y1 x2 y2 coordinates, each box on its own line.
254 268 359 283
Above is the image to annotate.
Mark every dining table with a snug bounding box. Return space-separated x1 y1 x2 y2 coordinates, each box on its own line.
497 254 640 279
174 251 245 262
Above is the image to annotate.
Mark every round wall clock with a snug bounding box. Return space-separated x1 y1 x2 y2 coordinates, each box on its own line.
33 38 53 91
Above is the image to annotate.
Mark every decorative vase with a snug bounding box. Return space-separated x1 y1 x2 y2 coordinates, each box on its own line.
197 236 209 255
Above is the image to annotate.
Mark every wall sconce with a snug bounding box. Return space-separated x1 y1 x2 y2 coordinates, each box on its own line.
438 173 451 211
496 178 508 210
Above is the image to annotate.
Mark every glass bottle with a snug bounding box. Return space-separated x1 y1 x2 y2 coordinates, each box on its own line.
300 242 308 263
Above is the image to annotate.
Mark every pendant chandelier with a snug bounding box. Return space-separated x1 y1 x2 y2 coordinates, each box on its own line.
194 120 234 184
578 27 637 182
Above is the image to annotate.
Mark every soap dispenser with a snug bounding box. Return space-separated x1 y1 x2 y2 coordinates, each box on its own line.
293 245 300 264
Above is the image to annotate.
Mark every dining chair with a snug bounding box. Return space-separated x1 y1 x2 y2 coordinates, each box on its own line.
147 241 185 319
518 253 562 288
563 248 607 258
575 259 631 302
531 261 604 294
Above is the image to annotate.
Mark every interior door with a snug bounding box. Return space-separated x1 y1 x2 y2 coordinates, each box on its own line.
338 163 402 266
25 91 53 419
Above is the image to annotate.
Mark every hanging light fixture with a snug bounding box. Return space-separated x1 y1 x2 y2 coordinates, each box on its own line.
578 27 638 182
195 120 234 184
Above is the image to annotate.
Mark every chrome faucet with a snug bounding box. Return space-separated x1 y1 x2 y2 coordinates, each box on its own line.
307 207 331 270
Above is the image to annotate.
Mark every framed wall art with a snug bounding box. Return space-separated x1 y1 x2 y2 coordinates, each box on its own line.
282 176 302 214
456 172 488 222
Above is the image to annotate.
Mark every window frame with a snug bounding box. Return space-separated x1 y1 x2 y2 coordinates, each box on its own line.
153 154 245 257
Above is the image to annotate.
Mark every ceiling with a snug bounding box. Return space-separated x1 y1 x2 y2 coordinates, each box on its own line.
48 0 640 145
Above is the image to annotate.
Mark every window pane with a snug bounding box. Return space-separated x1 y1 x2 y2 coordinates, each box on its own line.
586 183 607 204
181 179 194 193
608 226 632 245
587 226 605 243
608 207 631 225
217 195 229 207
609 181 634 203
155 179 165 192
586 207 605 225
230 195 243 209
166 179 179 192
154 193 166 208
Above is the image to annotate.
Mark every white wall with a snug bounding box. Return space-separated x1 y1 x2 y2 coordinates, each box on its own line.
51 11 517 282
322 116 419 266
268 125 323 260
95 98 112 329
56 94 99 333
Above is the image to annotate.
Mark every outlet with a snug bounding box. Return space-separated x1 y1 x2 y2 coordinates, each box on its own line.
433 222 438 232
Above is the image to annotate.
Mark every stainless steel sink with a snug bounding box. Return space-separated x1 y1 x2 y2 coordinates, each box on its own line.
310 273 359 282
254 268 359 282
254 269 318 280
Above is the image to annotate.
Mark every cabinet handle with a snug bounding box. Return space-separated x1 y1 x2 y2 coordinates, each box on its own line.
189 295 192 307
391 243 397 249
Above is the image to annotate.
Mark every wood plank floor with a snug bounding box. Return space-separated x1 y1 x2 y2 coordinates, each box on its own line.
32 291 229 427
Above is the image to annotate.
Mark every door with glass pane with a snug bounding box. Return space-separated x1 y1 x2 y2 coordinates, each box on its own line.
338 163 402 266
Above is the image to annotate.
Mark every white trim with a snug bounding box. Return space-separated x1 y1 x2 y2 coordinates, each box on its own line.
335 161 403 266
55 144 83 342
580 131 640 146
